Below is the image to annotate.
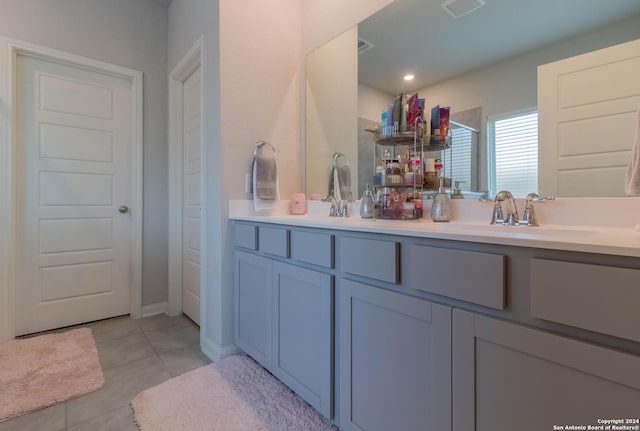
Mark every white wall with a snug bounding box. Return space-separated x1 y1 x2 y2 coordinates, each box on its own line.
0 0 169 306
169 0 302 358
303 0 393 54
168 0 223 356
359 83 393 122
306 27 358 197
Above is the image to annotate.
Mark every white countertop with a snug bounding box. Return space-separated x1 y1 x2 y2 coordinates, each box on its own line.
229 198 640 258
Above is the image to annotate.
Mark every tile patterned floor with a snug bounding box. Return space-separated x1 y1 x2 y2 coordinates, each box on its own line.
0 314 211 431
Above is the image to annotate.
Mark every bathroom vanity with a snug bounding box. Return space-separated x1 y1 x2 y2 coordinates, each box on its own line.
231 201 640 431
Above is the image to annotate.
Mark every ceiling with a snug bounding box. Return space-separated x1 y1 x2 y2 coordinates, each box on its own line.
358 0 640 94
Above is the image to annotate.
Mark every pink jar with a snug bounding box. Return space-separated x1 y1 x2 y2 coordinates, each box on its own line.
289 193 307 215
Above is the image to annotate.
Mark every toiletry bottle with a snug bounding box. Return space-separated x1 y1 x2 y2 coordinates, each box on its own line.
451 181 466 199
360 184 374 219
434 158 443 186
431 177 451 222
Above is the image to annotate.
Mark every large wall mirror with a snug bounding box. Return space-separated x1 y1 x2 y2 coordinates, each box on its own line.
305 0 640 199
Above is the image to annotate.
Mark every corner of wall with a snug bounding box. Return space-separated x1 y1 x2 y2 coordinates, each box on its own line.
201 334 242 361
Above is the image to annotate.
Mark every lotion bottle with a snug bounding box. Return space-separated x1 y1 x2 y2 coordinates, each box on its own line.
430 177 451 222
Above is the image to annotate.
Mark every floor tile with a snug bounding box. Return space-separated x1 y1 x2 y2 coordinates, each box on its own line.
137 313 192 332
66 356 171 427
0 404 65 431
8 315 205 429
85 316 142 344
144 320 200 354
67 405 138 431
158 344 212 377
96 332 156 370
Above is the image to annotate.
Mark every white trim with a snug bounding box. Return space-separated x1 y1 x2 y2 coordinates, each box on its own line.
0 37 143 341
0 38 15 342
142 301 168 318
201 334 241 362
168 37 204 318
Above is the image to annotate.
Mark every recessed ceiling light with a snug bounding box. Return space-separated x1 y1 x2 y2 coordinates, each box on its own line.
404 74 415 81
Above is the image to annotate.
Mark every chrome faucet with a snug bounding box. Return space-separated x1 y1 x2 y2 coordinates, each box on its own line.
328 196 349 217
323 153 352 217
490 190 519 225
325 152 352 203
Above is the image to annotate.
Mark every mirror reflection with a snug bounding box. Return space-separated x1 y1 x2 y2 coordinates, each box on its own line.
305 0 640 198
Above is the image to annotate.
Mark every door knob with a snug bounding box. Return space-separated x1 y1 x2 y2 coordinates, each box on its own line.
118 205 130 214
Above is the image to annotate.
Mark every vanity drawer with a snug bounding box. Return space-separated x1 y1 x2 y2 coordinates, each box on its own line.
234 223 258 250
259 225 289 258
290 230 334 269
530 259 640 342
341 236 400 284
409 245 505 309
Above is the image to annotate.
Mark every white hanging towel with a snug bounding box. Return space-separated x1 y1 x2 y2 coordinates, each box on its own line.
625 104 640 196
252 140 280 212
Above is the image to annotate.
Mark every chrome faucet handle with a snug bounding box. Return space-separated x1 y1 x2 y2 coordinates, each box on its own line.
328 197 340 217
490 201 504 225
520 198 539 227
527 193 555 203
492 190 519 225
340 201 350 217
519 193 555 227
328 197 350 217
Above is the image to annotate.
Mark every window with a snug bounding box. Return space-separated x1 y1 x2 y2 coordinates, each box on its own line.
488 110 538 198
442 124 476 190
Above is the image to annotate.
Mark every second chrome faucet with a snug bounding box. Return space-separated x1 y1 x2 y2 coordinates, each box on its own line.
490 191 555 226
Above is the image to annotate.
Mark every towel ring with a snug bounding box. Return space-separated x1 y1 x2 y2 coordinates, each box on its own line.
254 140 276 157
332 152 349 166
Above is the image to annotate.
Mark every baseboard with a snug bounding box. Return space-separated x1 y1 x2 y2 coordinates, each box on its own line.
201 335 241 361
141 301 167 317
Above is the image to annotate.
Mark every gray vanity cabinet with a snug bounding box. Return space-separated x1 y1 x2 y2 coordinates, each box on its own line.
340 279 452 431
233 222 335 420
234 220 640 431
234 250 272 369
453 309 640 431
272 261 333 419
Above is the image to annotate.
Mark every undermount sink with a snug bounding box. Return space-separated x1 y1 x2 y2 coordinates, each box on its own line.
424 222 596 238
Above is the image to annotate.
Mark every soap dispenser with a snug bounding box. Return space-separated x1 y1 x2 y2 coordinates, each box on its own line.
451 181 466 199
431 177 451 222
359 184 375 219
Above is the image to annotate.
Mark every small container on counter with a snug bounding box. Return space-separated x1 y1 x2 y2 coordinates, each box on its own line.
402 201 415 219
289 193 307 215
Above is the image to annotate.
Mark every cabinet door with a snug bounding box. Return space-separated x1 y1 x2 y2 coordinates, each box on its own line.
234 250 272 368
453 309 640 431
340 279 452 431
272 262 333 419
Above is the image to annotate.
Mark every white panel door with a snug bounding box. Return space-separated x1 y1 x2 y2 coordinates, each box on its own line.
182 66 202 325
15 54 133 335
538 38 640 197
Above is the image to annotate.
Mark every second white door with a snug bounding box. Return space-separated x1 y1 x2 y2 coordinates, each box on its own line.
182 66 202 325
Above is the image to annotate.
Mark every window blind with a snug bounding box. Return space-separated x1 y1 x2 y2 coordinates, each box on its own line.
444 127 473 189
489 111 538 198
